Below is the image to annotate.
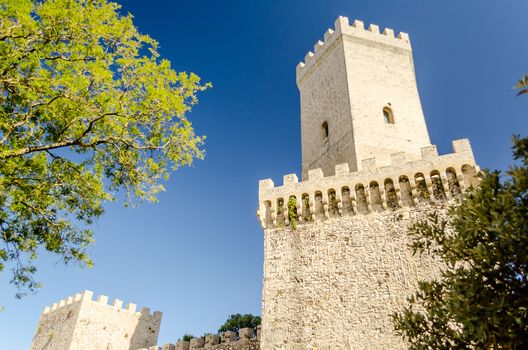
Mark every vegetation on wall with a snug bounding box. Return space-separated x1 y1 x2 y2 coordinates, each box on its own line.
287 196 298 229
0 0 210 297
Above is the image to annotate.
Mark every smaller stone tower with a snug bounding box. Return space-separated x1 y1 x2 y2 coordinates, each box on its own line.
30 290 162 350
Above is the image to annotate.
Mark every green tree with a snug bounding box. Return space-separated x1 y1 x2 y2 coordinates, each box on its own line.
392 139 528 345
218 313 261 334
0 0 210 297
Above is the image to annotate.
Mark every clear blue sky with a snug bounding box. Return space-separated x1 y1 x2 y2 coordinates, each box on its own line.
1 0 526 348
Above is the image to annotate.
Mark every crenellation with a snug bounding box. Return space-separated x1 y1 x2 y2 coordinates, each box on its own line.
421 145 438 159
126 302 137 312
352 19 364 29
283 173 298 185
257 140 478 229
362 158 377 172
391 152 406 165
307 168 323 181
190 337 205 349
150 330 260 350
335 163 350 176
112 298 123 309
368 23 380 34
31 291 162 350
97 294 109 305
383 27 395 37
313 40 324 53
297 16 412 83
176 341 190 350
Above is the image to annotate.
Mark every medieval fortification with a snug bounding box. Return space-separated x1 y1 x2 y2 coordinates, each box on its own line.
30 16 479 350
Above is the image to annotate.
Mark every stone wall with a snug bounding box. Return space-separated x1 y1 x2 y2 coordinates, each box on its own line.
261 202 454 350
30 290 162 350
257 139 478 349
258 138 478 230
142 327 260 350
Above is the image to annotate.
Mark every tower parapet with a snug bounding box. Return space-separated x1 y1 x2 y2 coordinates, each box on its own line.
296 16 410 83
258 139 478 230
31 290 162 350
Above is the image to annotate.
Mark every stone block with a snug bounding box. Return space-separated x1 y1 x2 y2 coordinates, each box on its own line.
189 337 204 349
421 145 438 159
391 152 405 165
175 341 190 350
283 173 298 185
362 158 377 172
335 163 349 176
204 334 220 346
239 327 253 340
221 331 236 343
308 168 324 181
162 344 175 350
452 138 472 154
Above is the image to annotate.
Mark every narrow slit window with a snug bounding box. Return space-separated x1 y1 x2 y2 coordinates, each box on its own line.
383 107 395 124
321 121 329 139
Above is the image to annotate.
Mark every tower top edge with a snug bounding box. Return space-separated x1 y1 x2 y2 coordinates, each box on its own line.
296 16 411 83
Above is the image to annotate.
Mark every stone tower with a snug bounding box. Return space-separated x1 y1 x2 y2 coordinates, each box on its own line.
298 16 431 179
257 17 479 350
30 290 162 350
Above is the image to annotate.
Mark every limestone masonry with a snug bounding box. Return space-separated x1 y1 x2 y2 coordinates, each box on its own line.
30 16 479 350
257 16 479 350
30 290 162 350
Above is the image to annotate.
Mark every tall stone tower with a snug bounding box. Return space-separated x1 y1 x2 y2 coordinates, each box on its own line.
257 17 479 350
298 16 431 179
30 290 162 350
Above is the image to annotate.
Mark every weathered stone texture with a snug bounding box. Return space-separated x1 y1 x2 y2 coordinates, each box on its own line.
261 203 451 350
30 290 161 350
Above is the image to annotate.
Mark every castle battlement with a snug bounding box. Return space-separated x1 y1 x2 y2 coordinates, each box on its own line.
296 16 411 83
41 290 162 320
257 139 479 230
140 326 261 350
32 290 162 350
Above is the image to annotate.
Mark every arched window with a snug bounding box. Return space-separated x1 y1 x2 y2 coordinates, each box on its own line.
399 175 414 207
321 121 329 139
383 107 395 124
355 184 369 214
369 181 383 212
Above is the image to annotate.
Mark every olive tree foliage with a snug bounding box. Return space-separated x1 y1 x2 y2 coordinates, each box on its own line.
0 0 210 297
392 85 528 348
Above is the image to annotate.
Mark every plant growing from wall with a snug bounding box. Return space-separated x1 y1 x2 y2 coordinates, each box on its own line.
302 195 312 222
328 191 339 217
287 196 298 229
